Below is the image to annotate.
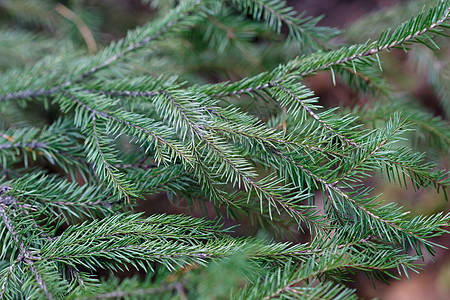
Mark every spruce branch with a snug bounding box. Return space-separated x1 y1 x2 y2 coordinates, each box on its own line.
82 88 162 98
89 113 134 203
6 172 116 222
381 147 450 192
0 0 448 298
289 1 450 78
329 116 407 185
230 0 340 52
357 101 450 154
203 1 450 99
271 82 360 147
0 0 202 103
64 91 193 166
237 237 417 299
0 0 448 104
0 88 59 103
152 90 323 228
0 188 53 300
0 140 47 151
74 281 184 300
269 136 448 255
0 260 19 298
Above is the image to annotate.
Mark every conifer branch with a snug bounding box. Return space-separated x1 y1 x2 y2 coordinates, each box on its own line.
269 143 447 253
291 3 450 77
0 260 19 298
0 0 448 298
259 260 370 300
231 0 339 52
0 191 53 300
271 83 360 147
383 154 449 190
0 87 59 102
0 140 47 151
204 2 450 98
67 17 182 84
91 113 131 203
75 281 184 300
0 0 202 103
160 92 321 227
84 88 162 98
330 120 405 185
64 91 193 168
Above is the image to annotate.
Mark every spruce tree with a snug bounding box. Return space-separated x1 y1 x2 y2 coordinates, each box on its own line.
0 0 449 299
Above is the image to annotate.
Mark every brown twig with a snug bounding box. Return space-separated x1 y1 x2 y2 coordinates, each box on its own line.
55 4 97 55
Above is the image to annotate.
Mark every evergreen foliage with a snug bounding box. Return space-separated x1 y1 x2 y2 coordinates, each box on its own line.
0 0 449 298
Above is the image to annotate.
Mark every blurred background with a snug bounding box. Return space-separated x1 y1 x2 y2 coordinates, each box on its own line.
0 0 448 299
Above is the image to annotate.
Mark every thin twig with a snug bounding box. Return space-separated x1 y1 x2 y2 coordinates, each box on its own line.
55 4 98 55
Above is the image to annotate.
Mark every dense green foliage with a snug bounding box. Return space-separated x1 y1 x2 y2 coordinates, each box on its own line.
0 0 449 299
